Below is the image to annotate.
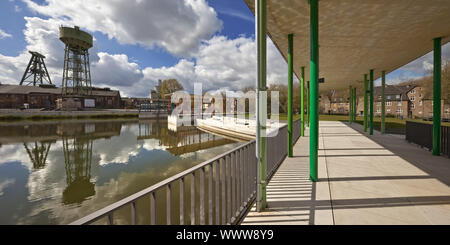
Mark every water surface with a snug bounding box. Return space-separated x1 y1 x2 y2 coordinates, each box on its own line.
0 119 241 224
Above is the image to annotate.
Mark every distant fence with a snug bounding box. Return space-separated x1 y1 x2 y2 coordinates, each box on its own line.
70 119 302 225
405 121 450 157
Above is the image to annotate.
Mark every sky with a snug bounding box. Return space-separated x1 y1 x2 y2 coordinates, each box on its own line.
0 0 449 97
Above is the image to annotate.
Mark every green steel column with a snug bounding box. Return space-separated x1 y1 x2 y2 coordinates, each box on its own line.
364 74 368 132
255 0 267 211
433 37 441 156
287 34 294 157
381 71 386 134
349 85 352 123
301 66 305 137
309 0 319 182
353 87 357 122
369 69 374 135
307 81 310 127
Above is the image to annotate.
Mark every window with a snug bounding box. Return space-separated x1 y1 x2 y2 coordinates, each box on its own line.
419 100 423 106
419 94 422 98
396 95 400 99
419 111 422 114
387 108 391 112
398 102 402 106
378 96 382 100
411 103 415 109
386 101 392 106
387 95 391 99
410 96 415 101
377 102 381 106
376 109 381 113
411 89 416 94
396 108 403 113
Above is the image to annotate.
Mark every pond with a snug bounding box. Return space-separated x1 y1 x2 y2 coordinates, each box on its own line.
0 118 242 224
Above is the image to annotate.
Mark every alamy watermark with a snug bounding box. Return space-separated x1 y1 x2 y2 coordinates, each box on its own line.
169 82 280 137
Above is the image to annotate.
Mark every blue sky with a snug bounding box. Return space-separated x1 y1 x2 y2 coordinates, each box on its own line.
0 0 254 69
0 0 448 97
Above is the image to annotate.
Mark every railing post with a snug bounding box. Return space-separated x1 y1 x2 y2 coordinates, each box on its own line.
180 177 185 225
166 184 171 225
231 152 236 221
221 157 226 224
214 161 220 224
301 66 305 136
131 201 137 225
150 192 156 225
239 148 244 213
208 165 213 225
191 172 196 225
227 155 232 223
200 167 205 225
107 213 113 225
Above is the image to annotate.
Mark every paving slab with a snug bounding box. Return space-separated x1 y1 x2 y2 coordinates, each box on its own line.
241 121 450 225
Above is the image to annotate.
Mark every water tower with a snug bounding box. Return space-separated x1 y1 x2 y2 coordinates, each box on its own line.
59 26 93 96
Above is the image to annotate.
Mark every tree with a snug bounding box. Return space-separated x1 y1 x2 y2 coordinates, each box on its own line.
161 79 183 99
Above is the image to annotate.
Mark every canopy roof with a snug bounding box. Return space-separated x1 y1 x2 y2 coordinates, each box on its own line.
244 0 450 91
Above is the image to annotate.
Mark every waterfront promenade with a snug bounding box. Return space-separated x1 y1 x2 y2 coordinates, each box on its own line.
242 121 450 225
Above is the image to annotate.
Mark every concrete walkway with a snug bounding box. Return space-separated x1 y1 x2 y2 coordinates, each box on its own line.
241 121 450 225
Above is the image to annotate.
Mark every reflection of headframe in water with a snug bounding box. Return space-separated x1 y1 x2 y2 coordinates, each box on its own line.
23 141 54 170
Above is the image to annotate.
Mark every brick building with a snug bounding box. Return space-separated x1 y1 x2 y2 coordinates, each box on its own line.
321 83 450 120
321 96 350 115
0 84 122 109
407 85 450 120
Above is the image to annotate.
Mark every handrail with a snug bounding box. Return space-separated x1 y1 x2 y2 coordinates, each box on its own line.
70 119 299 225
70 140 256 225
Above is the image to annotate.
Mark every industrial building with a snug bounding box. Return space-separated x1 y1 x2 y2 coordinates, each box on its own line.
0 84 122 110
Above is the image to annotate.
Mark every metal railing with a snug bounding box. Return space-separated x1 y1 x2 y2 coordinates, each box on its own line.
405 120 450 157
441 125 450 157
293 119 302 144
405 121 433 150
70 120 299 225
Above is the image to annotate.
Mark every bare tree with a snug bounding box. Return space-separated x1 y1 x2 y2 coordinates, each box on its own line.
161 79 183 99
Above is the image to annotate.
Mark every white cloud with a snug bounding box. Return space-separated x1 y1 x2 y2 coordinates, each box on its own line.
0 3 290 98
0 17 67 85
0 179 15 196
91 52 143 88
217 9 254 23
23 0 222 57
400 42 450 75
0 28 12 39
132 35 291 97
